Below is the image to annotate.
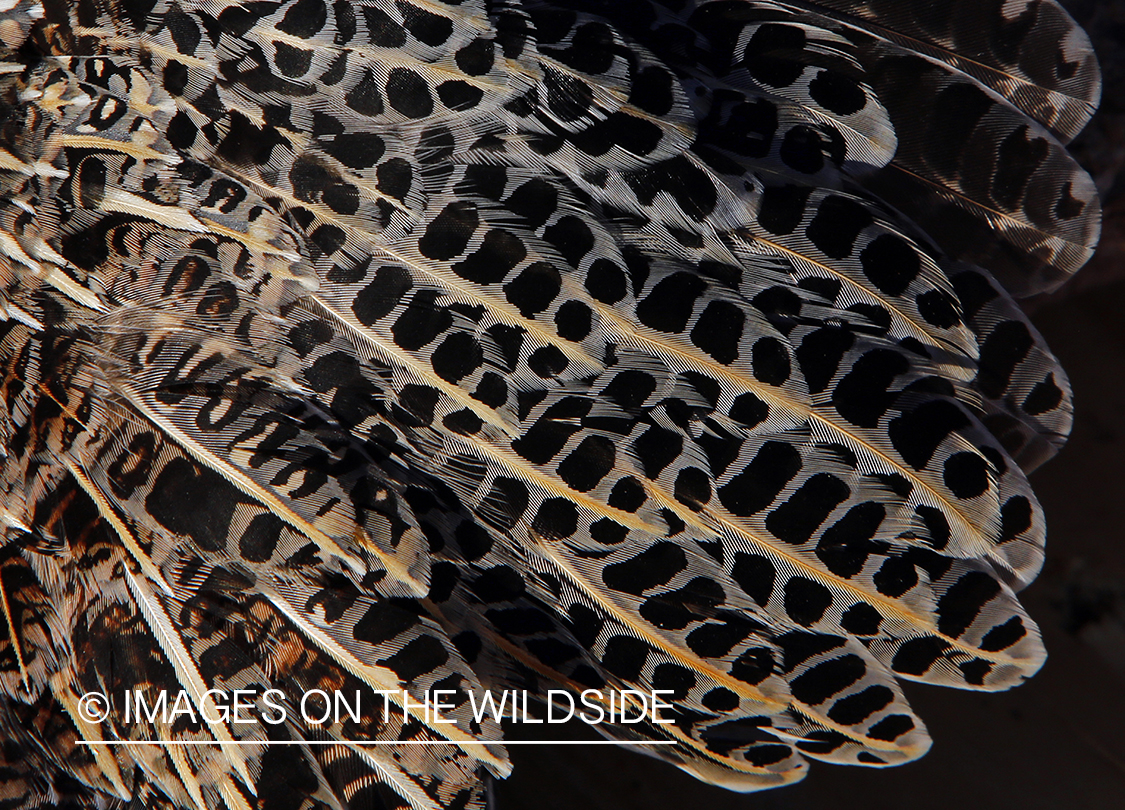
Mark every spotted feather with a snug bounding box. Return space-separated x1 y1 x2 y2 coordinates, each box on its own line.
0 0 1102 807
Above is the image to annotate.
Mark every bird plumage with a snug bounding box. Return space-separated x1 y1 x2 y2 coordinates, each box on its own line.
0 0 1100 807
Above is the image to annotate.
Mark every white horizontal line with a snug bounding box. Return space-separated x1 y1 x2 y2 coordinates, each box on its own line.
79 740 675 746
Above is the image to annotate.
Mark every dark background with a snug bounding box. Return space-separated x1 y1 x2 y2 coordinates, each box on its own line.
496 3 1125 807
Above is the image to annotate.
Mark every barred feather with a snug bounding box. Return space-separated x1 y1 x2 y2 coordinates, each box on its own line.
0 0 1100 807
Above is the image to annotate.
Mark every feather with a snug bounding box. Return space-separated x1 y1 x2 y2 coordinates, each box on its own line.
0 0 1102 807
